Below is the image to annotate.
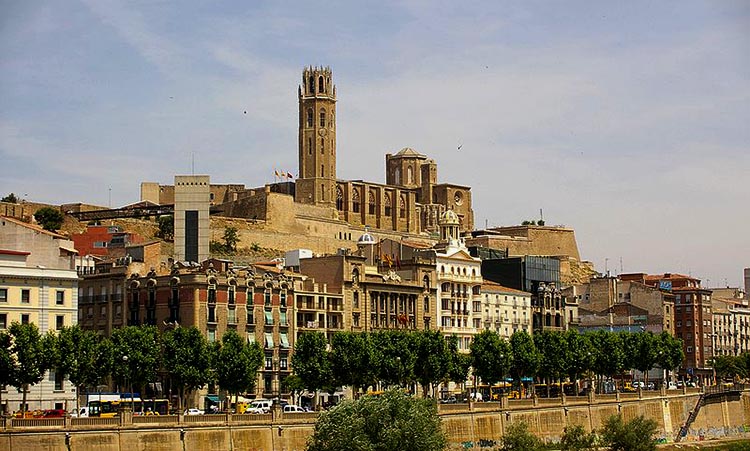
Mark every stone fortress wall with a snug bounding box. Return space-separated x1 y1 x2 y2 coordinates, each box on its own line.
3 389 748 451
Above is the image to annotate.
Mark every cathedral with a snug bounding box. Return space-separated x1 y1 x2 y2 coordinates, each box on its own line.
141 66 474 249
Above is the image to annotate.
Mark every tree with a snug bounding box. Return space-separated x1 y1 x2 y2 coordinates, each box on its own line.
413 330 451 397
446 335 471 388
163 327 211 411
293 332 333 397
712 355 745 381
156 215 174 241
1 193 18 203
306 389 446 451
223 226 239 252
329 331 375 394
33 207 64 232
632 332 659 385
8 322 53 414
0 330 16 414
470 330 511 388
601 414 657 451
55 326 111 414
560 424 598 451
657 332 684 384
510 331 540 395
500 421 542 451
216 329 263 405
566 330 594 395
110 326 161 408
371 330 416 387
590 331 624 393
535 330 570 397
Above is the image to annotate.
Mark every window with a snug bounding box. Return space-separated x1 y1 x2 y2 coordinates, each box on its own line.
0 313 6 329
264 290 271 306
353 292 359 308
265 356 273 370
53 371 64 391
280 357 288 370
208 329 216 342
280 311 287 326
318 76 324 93
306 108 313 127
247 333 256 344
264 332 274 348
100 306 107 318
280 333 290 349
264 309 273 325
687 346 693 353
336 186 344 211
280 291 287 307
56 291 65 305
247 309 255 325
21 314 29 324
227 308 236 324
352 189 360 213
384 194 391 216
208 286 216 304
21 289 30 304
399 196 406 218
368 191 376 215
0 288 8 302
320 108 326 127
56 315 64 330
208 306 216 323
228 286 235 305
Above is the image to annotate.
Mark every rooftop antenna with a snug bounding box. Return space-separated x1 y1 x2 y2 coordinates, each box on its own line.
539 208 544 223
108 187 112 208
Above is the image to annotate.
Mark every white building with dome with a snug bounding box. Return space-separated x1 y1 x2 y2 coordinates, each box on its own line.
434 210 483 351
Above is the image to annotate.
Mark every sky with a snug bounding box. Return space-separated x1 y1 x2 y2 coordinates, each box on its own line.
1 1 748 287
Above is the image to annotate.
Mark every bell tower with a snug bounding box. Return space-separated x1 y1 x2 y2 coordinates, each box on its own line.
296 66 337 207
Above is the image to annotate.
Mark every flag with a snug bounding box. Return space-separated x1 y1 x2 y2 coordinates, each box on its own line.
287 172 293 179
274 169 280 178
382 254 393 267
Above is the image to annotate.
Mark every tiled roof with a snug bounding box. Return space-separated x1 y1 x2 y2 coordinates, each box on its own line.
1 215 67 239
481 281 531 296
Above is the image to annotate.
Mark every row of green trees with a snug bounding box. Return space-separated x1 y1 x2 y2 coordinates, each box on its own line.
0 323 263 414
470 329 684 395
292 329 685 398
293 330 470 398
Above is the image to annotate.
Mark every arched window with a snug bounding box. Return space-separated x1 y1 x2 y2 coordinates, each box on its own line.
423 275 430 290
384 193 391 216
321 138 325 154
306 108 313 127
352 268 359 284
318 76 324 93
308 137 312 155
368 190 376 215
352 189 360 213
399 195 406 218
336 185 344 211
394 168 400 185
308 76 314 94
320 108 326 127
407 166 413 184
321 164 324 177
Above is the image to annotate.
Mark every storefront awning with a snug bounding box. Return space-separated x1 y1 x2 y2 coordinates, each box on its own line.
205 395 219 403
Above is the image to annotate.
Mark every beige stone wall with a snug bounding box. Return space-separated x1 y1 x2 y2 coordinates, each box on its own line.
468 226 581 261
4 391 750 450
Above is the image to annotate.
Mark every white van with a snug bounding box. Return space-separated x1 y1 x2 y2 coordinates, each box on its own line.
249 399 272 413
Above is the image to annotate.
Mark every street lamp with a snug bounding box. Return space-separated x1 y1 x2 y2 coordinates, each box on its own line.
122 355 133 412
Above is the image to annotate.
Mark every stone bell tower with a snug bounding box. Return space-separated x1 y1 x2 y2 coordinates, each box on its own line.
296 66 337 207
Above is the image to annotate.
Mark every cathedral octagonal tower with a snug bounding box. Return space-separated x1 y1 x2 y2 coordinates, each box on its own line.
296 66 337 207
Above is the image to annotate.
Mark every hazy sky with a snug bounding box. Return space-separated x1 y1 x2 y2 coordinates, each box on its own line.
1 1 748 286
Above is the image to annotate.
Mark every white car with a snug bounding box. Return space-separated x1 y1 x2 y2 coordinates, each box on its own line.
283 405 306 413
184 408 204 415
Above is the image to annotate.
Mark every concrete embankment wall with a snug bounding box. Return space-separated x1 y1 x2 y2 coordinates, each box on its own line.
2 390 749 450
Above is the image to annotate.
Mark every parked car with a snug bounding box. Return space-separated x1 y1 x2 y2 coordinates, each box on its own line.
42 409 66 418
70 407 89 418
440 396 457 404
283 405 305 413
667 382 678 390
245 407 265 414
184 408 204 415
